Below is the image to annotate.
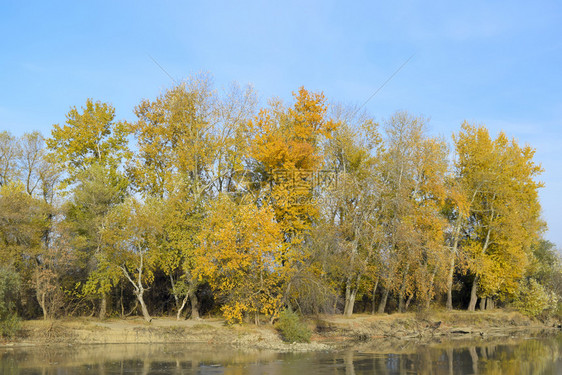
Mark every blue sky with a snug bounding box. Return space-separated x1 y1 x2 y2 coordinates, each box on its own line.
1 1 561 246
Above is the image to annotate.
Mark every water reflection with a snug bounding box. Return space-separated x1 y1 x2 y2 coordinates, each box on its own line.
1 335 561 374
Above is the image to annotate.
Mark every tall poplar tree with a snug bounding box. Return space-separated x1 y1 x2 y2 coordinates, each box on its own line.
453 123 543 310
46 99 130 318
129 75 257 319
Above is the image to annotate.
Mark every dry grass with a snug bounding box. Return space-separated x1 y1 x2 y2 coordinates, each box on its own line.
2 309 552 351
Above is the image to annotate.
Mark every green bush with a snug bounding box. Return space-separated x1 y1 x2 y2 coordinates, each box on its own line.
275 309 311 343
554 302 562 320
513 278 558 318
0 266 21 338
0 314 21 338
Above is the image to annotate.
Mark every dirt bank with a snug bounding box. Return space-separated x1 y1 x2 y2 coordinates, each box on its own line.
314 310 559 352
2 310 559 352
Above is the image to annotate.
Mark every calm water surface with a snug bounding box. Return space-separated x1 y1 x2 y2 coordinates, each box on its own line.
2 335 562 374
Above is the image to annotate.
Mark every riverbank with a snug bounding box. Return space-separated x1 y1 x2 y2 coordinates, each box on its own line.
2 310 558 352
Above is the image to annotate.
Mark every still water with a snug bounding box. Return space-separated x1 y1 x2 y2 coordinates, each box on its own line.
1 335 562 374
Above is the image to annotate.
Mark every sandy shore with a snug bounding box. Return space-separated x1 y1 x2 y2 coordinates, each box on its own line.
2 310 558 352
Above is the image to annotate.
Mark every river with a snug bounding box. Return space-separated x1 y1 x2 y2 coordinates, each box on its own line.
1 334 561 374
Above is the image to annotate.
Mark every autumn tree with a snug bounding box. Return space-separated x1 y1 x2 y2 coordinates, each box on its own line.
196 196 283 324
46 99 130 318
0 182 46 270
130 75 257 319
376 112 448 313
249 87 337 239
248 88 338 314
66 165 129 317
453 123 543 311
100 197 164 322
0 181 52 317
0 131 63 319
322 105 384 316
129 75 255 198
0 130 59 203
16 132 52 196
159 184 205 320
47 99 129 186
0 131 19 187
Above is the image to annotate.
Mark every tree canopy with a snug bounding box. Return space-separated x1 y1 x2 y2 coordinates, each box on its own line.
0 74 555 325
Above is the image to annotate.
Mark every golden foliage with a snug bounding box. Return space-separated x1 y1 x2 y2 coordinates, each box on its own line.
196 196 284 323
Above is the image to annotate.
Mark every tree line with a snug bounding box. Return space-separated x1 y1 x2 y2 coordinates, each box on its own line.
0 73 559 327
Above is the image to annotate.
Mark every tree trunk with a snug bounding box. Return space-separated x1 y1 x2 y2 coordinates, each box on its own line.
398 293 405 313
344 274 361 317
189 288 200 320
405 294 414 311
378 287 389 314
39 292 48 320
42 294 47 319
120 283 124 318
446 256 455 310
176 294 189 320
99 294 107 320
486 297 494 310
468 275 479 311
469 220 492 312
371 279 379 315
170 274 180 310
344 287 358 317
398 264 410 313
344 277 352 316
119 258 151 322
137 290 151 322
479 297 486 311
423 268 438 309
447 218 462 310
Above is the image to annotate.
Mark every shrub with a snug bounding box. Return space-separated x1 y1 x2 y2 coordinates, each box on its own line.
0 314 21 338
275 309 311 343
513 278 558 318
0 266 21 337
